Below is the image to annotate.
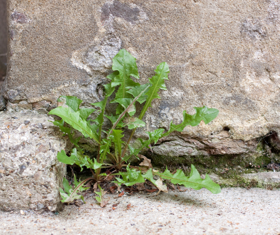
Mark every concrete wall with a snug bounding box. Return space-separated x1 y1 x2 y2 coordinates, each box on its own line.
0 0 7 66
4 0 280 160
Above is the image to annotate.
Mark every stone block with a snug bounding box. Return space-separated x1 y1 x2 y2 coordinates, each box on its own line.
0 111 66 211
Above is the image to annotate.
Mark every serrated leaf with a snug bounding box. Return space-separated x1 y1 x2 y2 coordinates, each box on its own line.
62 177 71 194
162 106 219 137
49 106 99 143
111 98 136 116
139 62 169 119
112 49 139 82
126 129 165 160
147 128 165 144
114 165 145 186
155 165 221 194
74 175 89 191
99 138 112 162
104 83 115 98
125 117 145 129
107 71 119 81
112 130 124 157
60 177 93 203
92 99 106 110
59 96 82 112
111 49 140 114
78 108 95 120
59 188 69 202
142 169 168 192
52 119 71 133
57 150 78 165
95 185 109 207
52 119 81 146
57 148 101 171
127 83 149 104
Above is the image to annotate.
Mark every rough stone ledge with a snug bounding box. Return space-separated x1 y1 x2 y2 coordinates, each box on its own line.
0 110 66 211
207 172 280 188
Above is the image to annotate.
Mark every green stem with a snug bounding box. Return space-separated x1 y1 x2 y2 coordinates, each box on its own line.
96 97 109 163
107 85 150 138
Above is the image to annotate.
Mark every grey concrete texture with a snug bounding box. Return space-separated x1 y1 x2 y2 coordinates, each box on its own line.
0 0 7 66
0 188 280 234
0 111 66 211
5 0 280 144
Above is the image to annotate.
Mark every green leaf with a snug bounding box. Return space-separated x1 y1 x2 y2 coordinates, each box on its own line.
107 71 119 81
59 188 70 202
162 106 219 137
57 150 78 165
155 165 221 194
111 49 140 114
111 98 136 116
114 165 145 186
57 149 101 171
125 129 165 161
52 119 81 146
104 83 115 98
59 177 93 203
78 108 95 120
92 99 106 110
92 158 103 170
95 185 109 207
112 49 139 83
125 117 146 129
52 119 71 134
139 62 169 119
59 96 82 112
127 83 149 104
112 130 124 157
62 177 71 194
49 106 99 143
142 169 168 193
147 128 165 144
74 175 89 192
99 138 112 162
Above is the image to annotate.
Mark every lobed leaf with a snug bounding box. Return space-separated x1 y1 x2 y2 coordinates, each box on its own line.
127 83 149 104
112 130 124 157
155 165 221 194
59 96 82 112
125 117 146 129
143 169 168 193
78 108 95 120
139 62 169 120
57 149 102 170
162 106 219 137
110 49 140 114
49 106 99 143
114 165 145 186
111 98 136 116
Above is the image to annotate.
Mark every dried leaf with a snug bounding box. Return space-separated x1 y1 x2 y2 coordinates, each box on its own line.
118 191 125 197
109 185 117 194
135 183 146 191
154 178 168 193
139 155 153 169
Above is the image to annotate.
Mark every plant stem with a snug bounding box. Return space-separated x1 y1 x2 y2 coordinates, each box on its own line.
96 97 109 163
107 85 150 138
120 129 135 163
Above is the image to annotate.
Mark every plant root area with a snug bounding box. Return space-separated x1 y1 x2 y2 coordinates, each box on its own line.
1 188 280 235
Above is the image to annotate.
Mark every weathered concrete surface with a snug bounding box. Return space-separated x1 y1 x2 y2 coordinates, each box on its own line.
4 0 280 158
1 188 280 235
0 0 7 66
0 111 66 211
